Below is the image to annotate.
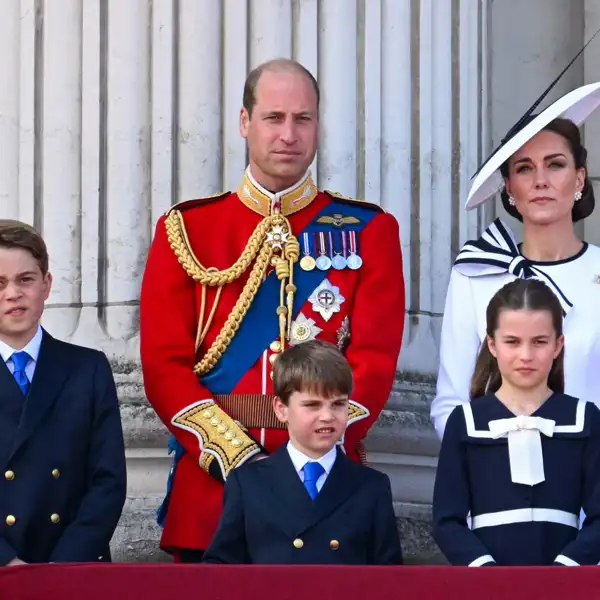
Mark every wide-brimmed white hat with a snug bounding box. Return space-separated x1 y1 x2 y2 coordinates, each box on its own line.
465 81 600 210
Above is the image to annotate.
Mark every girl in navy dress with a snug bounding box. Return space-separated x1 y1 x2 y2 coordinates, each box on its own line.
432 278 600 566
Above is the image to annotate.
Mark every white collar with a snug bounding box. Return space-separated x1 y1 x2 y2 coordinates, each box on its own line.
0 324 44 364
286 440 338 476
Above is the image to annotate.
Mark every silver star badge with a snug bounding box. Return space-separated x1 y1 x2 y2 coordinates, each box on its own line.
308 279 345 322
290 312 323 345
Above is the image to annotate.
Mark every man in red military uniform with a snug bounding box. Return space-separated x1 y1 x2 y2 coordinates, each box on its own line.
140 58 405 562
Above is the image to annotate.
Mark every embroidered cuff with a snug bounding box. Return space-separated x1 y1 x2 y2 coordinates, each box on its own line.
171 399 262 483
468 555 496 567
554 554 579 566
347 399 370 426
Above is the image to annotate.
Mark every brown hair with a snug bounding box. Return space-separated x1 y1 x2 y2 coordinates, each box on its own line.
500 117 595 222
273 339 353 405
0 219 49 275
470 278 565 400
243 58 320 118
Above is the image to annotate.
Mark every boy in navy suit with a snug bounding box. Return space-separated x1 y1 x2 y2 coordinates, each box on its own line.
202 339 403 565
0 220 126 566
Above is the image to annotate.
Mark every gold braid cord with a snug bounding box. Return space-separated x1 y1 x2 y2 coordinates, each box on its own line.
164 208 300 376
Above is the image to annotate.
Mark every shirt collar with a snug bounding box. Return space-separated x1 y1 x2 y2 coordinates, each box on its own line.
0 324 44 364
286 440 338 477
236 168 318 217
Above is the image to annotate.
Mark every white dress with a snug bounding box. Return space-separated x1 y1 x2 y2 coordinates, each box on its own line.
431 218 600 440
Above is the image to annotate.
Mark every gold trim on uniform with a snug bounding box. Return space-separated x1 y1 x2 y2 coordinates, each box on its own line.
163 182 302 375
171 400 261 481
347 400 370 426
237 168 318 217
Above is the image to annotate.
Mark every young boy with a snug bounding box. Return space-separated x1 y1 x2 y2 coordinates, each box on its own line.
202 339 403 565
0 219 126 566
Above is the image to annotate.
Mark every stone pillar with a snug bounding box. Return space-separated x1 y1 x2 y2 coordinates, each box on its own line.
0 0 490 563
488 0 585 233
583 0 600 245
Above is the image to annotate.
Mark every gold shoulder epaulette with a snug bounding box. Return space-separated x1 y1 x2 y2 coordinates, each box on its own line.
165 191 230 216
324 190 384 213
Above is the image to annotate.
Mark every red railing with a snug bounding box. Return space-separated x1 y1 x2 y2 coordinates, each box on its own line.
2 563 600 600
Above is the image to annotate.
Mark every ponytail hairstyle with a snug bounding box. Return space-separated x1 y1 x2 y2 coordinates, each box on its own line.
469 278 565 400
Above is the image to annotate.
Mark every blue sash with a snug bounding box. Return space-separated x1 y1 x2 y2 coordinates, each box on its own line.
156 199 379 526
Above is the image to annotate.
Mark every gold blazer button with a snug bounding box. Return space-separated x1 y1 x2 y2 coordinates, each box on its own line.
293 538 304 549
330 539 340 550
5 515 16 526
4 471 14 481
52 469 60 478
50 513 60 524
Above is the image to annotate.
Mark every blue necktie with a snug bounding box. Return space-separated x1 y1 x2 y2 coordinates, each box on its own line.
303 461 325 500
11 351 31 396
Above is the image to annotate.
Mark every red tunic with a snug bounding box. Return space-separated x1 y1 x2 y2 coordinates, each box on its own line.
139 171 405 553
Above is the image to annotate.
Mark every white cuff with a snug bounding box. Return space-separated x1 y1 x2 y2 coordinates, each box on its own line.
554 554 579 566
469 554 495 567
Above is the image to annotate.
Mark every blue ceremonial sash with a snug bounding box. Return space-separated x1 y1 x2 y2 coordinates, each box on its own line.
156 199 379 526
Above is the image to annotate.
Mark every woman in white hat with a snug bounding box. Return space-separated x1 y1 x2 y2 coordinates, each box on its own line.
431 80 600 440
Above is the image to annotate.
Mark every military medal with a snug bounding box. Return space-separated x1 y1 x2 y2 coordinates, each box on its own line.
290 312 323 345
299 232 316 271
331 231 347 270
308 279 345 322
347 231 363 270
315 232 332 270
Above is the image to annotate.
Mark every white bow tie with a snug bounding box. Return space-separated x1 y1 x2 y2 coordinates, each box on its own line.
488 415 556 486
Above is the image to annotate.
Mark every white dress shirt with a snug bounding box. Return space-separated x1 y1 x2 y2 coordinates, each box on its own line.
0 324 43 383
286 441 338 493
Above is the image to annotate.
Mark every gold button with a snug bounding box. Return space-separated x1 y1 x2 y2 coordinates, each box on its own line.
269 340 281 353
202 409 214 419
4 471 14 481
210 417 220 426
217 423 228 434
5 515 15 526
293 538 303 549
50 513 60 524
98 556 103 561
52 469 60 478
330 539 340 550
224 431 235 440
231 438 243 447
269 353 279 365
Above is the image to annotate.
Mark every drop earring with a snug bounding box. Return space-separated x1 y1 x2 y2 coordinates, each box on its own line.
575 191 582 202
508 196 516 206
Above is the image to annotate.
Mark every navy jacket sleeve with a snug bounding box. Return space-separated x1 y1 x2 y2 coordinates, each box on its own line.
554 403 600 566
432 406 496 566
0 537 17 566
367 474 403 565
49 352 127 562
202 469 250 564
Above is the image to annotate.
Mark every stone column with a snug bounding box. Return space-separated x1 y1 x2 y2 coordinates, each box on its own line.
0 0 490 563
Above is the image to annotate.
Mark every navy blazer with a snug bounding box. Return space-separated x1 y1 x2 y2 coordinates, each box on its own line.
202 445 403 565
0 330 127 565
433 393 600 566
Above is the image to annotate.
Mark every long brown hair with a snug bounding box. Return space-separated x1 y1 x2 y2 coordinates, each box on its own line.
469 279 565 400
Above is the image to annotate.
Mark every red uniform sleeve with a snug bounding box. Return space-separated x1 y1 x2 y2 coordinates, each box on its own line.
140 215 261 483
342 211 405 451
